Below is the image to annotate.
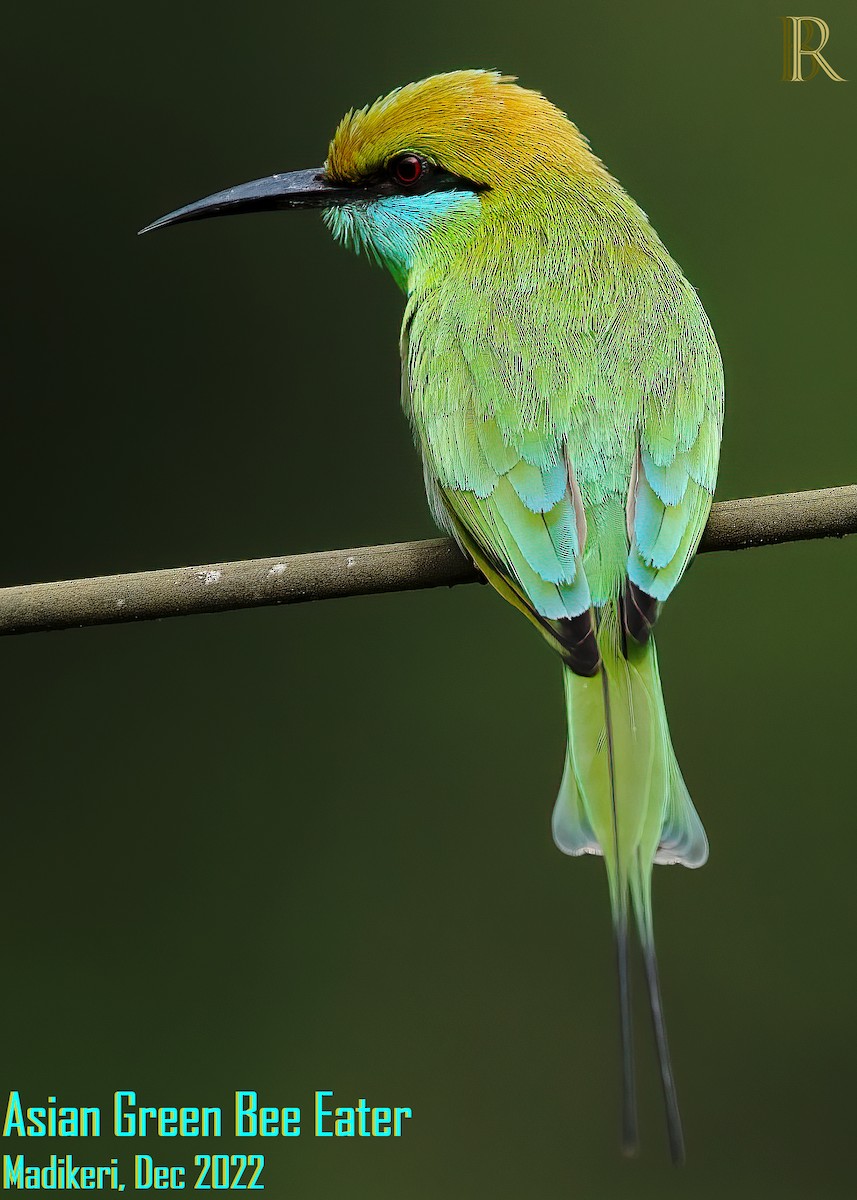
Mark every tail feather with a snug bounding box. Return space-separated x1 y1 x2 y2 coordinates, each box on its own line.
601 666 639 1155
613 892 639 1156
630 857 685 1165
552 604 704 1161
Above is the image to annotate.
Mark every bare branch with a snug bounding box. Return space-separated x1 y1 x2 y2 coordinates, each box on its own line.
1 485 855 638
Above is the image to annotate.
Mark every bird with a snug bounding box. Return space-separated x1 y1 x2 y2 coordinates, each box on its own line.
141 69 724 1163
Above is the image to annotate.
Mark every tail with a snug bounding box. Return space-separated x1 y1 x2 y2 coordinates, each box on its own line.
551 605 707 1163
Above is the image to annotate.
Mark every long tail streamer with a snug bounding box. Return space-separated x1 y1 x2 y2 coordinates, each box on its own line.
552 604 707 1162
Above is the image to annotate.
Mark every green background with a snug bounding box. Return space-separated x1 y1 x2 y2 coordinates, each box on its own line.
2 1 855 1196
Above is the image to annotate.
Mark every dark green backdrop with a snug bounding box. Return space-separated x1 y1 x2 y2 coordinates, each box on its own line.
2 2 855 1196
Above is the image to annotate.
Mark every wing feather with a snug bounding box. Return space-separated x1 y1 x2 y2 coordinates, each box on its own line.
402 235 723 628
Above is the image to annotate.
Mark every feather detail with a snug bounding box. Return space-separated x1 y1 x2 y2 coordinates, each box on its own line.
342 68 724 1163
507 458 568 512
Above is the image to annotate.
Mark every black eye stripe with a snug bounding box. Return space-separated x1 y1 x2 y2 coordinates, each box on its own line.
337 161 487 200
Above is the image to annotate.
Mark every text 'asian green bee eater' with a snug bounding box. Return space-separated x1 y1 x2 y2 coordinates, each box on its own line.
142 70 724 1163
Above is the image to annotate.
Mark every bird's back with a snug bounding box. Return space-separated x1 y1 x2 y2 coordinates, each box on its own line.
404 178 722 618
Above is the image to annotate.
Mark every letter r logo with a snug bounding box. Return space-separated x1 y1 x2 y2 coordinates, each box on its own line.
782 17 847 81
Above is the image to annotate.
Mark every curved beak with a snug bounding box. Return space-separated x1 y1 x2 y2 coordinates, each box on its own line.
139 168 356 235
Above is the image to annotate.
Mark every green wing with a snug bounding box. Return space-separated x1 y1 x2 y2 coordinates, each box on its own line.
625 257 724 601
403 237 722 627
403 298 592 638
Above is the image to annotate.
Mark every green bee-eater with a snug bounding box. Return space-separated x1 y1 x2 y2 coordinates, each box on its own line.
143 70 724 1162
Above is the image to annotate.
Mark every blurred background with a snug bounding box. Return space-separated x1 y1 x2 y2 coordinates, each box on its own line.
1 1 855 1196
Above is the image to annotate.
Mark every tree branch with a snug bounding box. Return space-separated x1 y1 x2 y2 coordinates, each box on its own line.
1 485 855 638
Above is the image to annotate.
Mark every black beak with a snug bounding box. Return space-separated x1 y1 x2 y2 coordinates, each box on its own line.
138 168 356 234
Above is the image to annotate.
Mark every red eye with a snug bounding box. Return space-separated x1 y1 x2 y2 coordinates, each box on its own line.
390 154 424 187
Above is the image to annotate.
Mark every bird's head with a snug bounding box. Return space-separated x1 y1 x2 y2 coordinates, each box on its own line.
141 70 604 290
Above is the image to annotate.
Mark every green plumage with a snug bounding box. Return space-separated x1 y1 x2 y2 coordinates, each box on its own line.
326 71 724 1160
392 104 722 1160
145 66 725 1164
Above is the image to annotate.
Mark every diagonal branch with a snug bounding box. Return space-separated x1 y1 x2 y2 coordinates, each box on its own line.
1 485 855 638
